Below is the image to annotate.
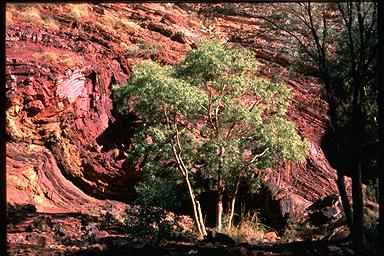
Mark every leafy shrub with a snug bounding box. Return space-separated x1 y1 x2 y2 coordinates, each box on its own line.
125 206 197 246
363 208 378 255
366 178 379 203
283 218 335 242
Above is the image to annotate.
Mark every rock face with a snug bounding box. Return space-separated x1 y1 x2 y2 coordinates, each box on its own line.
6 3 352 216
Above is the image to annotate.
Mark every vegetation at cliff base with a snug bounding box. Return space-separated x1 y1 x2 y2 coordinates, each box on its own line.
113 39 309 237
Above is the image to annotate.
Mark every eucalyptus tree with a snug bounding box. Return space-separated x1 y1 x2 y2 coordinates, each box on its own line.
113 40 308 235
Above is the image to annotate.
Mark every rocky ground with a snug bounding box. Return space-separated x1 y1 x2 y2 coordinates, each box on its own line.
5 3 377 255
7 202 354 256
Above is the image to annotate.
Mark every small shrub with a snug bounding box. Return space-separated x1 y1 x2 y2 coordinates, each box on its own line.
125 206 197 246
283 219 312 242
283 218 334 242
88 204 100 216
366 178 379 203
364 219 378 256
362 207 378 255
32 215 52 232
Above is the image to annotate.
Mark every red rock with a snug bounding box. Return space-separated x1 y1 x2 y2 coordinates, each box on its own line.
26 100 44 116
5 3 365 218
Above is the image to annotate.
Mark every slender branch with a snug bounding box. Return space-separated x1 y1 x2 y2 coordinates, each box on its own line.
227 97 262 139
226 122 237 139
356 2 366 76
249 99 262 112
238 147 270 175
321 3 328 55
249 147 269 164
258 16 318 64
306 2 326 69
172 145 186 177
214 103 220 135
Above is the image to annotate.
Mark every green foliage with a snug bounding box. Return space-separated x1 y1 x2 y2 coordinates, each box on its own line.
125 206 196 245
363 219 378 256
283 218 334 242
366 178 379 203
126 43 158 58
113 39 308 224
263 2 378 181
177 39 257 84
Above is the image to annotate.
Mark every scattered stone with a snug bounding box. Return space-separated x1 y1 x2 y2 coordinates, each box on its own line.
326 245 343 255
52 223 68 237
264 231 278 242
228 246 247 256
342 247 355 256
307 194 339 212
307 194 341 226
85 223 99 237
171 31 187 44
204 230 236 245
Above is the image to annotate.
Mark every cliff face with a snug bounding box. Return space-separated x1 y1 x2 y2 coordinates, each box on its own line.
6 3 349 214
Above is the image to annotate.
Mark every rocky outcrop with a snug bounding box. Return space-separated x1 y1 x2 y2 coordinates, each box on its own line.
6 3 354 216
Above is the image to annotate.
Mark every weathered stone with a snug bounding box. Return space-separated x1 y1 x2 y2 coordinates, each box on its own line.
307 194 341 226
5 3 367 221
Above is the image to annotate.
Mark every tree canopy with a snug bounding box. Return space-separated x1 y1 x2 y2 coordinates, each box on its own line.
113 39 308 235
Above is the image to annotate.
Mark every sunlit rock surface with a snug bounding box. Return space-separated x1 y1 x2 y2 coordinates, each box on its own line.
6 3 353 218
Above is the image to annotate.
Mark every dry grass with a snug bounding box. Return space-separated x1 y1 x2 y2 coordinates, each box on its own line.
44 18 59 30
12 5 60 30
22 7 44 25
116 19 141 31
222 210 268 243
33 52 58 62
6 11 13 27
126 43 158 57
102 12 141 32
67 4 89 20
102 12 116 27
60 56 82 67
120 42 129 50
34 52 83 67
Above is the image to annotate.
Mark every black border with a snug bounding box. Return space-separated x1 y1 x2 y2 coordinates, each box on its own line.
2 2 382 256
1 1 6 255
378 2 383 256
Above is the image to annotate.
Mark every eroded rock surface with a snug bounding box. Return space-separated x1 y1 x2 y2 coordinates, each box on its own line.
6 3 355 218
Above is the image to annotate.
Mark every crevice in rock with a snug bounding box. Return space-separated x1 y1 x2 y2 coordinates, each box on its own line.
114 56 130 76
